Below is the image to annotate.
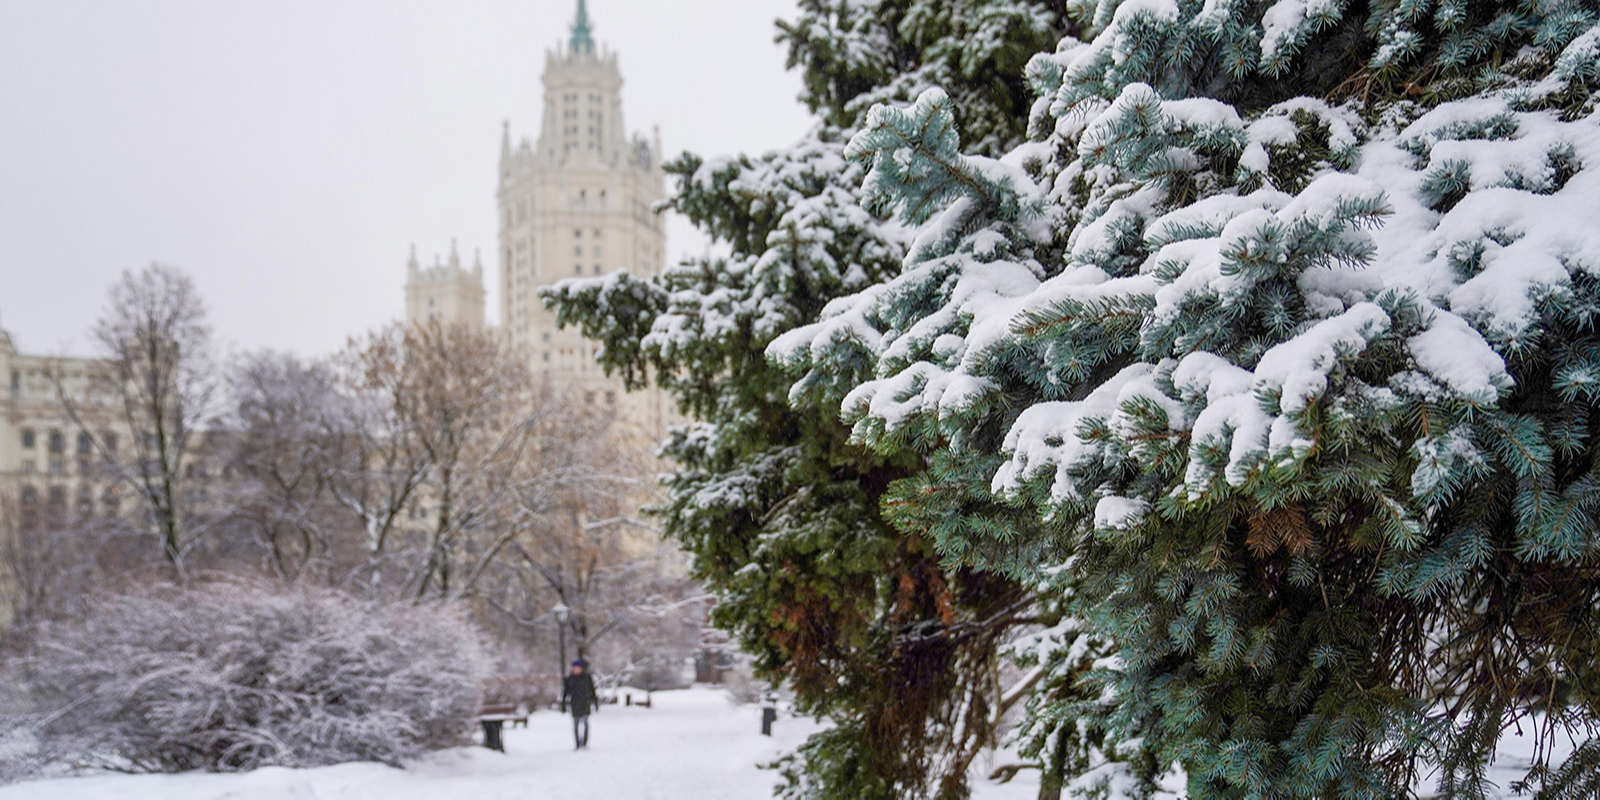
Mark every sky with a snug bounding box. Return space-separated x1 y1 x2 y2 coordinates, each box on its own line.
0 0 814 358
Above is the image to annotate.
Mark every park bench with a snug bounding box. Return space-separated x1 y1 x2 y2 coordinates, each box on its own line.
614 685 653 708
476 703 529 752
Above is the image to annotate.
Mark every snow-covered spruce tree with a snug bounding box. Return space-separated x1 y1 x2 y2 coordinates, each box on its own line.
773 1 1600 796
779 0 1069 158
543 4 1070 796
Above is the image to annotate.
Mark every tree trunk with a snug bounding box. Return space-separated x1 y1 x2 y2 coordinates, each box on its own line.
1037 727 1069 800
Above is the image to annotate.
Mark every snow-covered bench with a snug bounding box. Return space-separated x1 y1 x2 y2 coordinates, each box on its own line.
612 685 653 708
477 703 529 752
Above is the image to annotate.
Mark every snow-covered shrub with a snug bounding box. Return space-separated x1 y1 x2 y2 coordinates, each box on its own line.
719 659 766 706
0 658 47 785
14 580 489 773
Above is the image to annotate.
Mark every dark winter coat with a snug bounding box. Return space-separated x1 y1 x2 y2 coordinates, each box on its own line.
562 672 598 717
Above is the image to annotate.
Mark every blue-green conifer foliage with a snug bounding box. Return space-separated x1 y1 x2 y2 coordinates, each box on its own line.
774 0 1600 796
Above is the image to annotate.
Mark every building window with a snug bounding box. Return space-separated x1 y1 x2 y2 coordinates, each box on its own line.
574 246 582 256
49 459 65 475
574 229 582 238
48 486 66 509
542 332 551 343
605 391 615 404
593 245 602 256
9 370 17 392
77 487 93 514
21 460 35 475
77 431 93 455
543 352 550 362
20 428 35 449
78 459 91 476
48 429 64 453
20 486 36 505
575 264 582 275
103 432 118 455
593 265 602 275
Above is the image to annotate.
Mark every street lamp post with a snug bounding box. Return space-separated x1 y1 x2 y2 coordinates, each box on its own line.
554 603 571 712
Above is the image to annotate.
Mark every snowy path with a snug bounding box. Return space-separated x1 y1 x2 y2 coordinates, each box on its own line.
0 687 1040 799
0 685 1565 798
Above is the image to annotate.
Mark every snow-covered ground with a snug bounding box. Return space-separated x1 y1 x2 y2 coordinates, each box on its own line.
0 686 1041 800
2 685 1566 798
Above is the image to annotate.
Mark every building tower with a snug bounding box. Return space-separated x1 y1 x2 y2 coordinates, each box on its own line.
405 241 486 332
498 0 669 439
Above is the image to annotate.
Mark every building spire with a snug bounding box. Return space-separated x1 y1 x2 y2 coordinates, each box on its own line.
570 0 595 55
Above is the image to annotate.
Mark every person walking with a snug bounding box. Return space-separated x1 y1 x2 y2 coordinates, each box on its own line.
561 660 598 749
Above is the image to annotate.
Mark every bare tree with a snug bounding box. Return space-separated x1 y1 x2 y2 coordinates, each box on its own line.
475 390 708 685
321 325 433 590
322 322 635 603
52 264 218 578
227 352 352 583
0 496 86 629
396 321 537 601
0 472 148 636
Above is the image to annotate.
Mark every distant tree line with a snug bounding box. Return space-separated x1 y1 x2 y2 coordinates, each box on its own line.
0 264 705 781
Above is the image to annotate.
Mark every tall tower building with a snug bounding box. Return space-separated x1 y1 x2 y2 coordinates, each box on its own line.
498 0 669 439
405 241 487 332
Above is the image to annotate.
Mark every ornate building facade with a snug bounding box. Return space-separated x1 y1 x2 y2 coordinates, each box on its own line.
0 327 124 527
497 0 671 441
405 241 486 332
1 324 122 626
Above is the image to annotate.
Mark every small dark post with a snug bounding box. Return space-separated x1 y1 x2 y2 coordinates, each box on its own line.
481 719 505 752
760 689 778 736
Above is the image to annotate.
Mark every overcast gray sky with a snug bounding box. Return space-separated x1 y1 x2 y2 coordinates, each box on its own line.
0 0 813 358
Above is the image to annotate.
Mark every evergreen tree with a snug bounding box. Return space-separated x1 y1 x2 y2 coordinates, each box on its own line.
775 0 1600 795
544 3 1072 796
779 0 1069 157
